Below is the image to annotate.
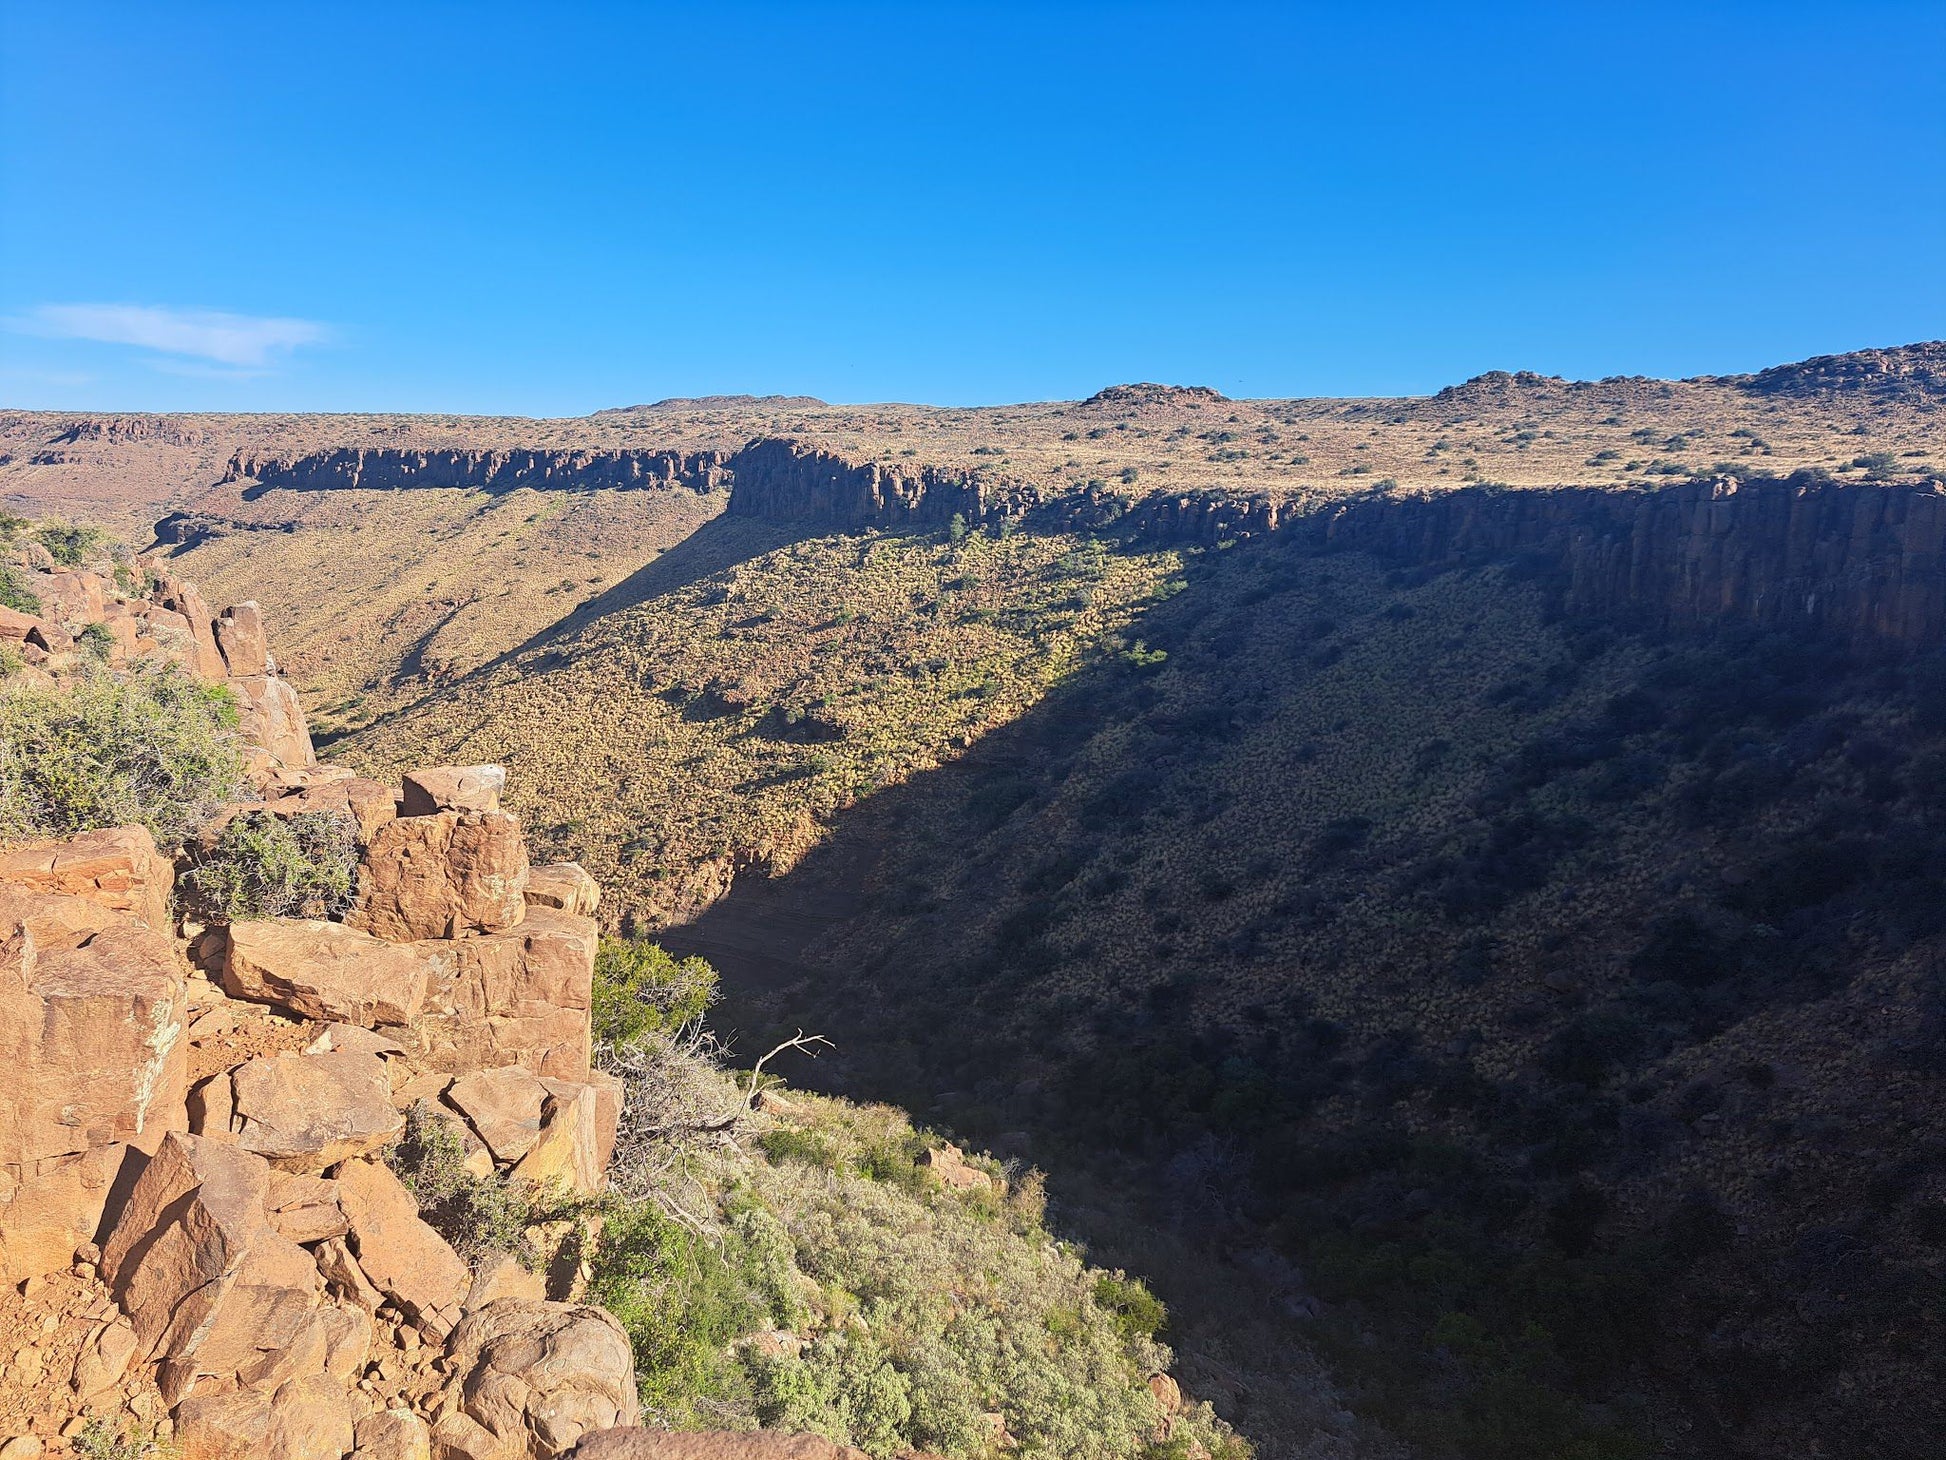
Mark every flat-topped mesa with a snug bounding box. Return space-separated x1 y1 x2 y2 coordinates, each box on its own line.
1115 473 1946 651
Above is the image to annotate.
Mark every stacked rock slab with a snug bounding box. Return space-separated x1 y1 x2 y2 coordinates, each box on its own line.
0 741 634 1453
0 845 189 1285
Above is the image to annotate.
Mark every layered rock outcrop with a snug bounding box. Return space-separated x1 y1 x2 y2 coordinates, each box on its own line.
0 537 315 778
1117 475 1946 651
223 447 730 495
0 745 626 1454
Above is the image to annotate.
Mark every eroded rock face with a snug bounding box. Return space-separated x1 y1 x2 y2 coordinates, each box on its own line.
331 1157 470 1340
444 1300 639 1458
416 908 596 1080
215 601 271 677
0 825 174 931
524 862 601 917
231 1049 404 1173
401 765 506 817
349 811 529 942
223 918 437 1027
446 1065 549 1165
99 1133 324 1404
230 674 316 781
0 888 187 1281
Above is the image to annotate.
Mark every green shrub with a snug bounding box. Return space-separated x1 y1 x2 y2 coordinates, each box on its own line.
385 1102 537 1263
185 808 359 921
0 665 243 842
586 1199 763 1423
1092 1272 1168 1345
77 621 116 660
0 645 21 680
593 936 718 1047
36 522 103 566
758 1126 839 1170
0 563 40 614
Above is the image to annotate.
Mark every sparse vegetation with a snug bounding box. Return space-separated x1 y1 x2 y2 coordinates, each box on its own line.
0 664 243 841
184 807 359 921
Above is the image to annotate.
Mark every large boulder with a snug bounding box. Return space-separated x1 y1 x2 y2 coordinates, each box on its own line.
572 1432 869 1460
231 1048 405 1173
524 862 600 917
216 601 271 677
270 775 400 842
173 1373 356 1460
446 1065 550 1165
0 887 187 1281
416 908 595 1080
231 674 316 780
443 1300 639 1458
332 1156 470 1340
511 1080 604 1196
401 765 505 817
153 572 231 679
223 917 436 1027
349 810 529 942
99 1132 325 1404
0 823 174 931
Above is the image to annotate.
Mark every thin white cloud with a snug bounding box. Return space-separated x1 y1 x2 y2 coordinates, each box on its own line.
17 303 331 369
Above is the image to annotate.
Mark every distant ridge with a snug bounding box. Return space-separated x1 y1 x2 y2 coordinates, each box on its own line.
591 394 827 416
1719 341 1946 400
1082 383 1228 409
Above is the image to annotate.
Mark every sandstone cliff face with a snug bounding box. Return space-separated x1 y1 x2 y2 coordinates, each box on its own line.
718 437 1040 529
1120 475 1946 650
224 446 731 495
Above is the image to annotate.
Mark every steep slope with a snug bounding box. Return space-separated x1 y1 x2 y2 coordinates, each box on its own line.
668 534 1946 1460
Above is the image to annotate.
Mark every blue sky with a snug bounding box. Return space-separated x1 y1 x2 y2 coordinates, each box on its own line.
2 2 1942 413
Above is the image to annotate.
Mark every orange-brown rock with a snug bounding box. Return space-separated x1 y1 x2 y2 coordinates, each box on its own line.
353 1410 433 1460
349 810 529 942
230 674 316 781
222 918 434 1027
174 1373 356 1460
918 1142 995 1192
99 1133 324 1404
0 605 38 641
0 824 174 931
524 861 600 917
153 572 229 678
401 765 505 817
464 1253 546 1312
231 1049 404 1173
30 570 106 631
446 1065 549 1165
443 1299 639 1457
331 1157 470 1340
265 1171 349 1244
572 1431 870 1460
416 907 595 1080
215 601 271 676
270 775 399 841
511 1080 603 1195
0 888 187 1281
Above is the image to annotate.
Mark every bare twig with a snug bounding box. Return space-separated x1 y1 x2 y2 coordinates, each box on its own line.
742 1030 833 1113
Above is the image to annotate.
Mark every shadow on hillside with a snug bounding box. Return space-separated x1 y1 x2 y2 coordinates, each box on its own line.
495 513 808 663
655 549 1372 1452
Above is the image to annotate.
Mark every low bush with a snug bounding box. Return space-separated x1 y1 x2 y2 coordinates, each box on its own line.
385 1102 540 1264
0 563 40 614
36 521 103 567
185 808 359 921
0 664 242 842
